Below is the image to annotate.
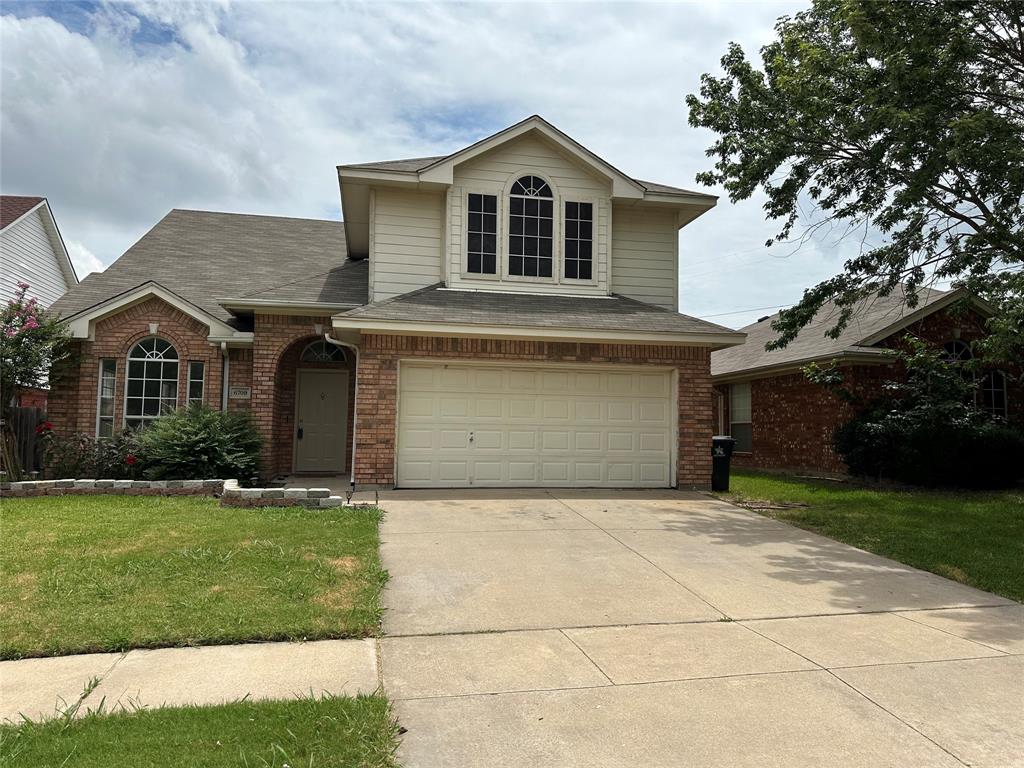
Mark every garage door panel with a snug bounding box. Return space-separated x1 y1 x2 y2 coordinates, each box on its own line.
397 362 672 488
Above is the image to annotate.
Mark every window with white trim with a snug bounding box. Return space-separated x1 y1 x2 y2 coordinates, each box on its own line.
187 361 205 404
301 339 347 363
729 382 752 452
124 337 179 430
564 201 593 280
980 370 1008 419
96 359 116 438
467 193 498 275
508 175 553 278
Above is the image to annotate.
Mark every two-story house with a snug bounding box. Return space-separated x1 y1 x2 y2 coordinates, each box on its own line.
48 116 744 488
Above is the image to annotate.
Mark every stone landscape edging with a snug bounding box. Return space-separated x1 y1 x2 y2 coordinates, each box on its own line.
0 478 350 508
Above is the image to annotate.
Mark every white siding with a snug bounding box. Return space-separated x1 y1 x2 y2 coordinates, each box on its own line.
610 205 678 311
447 133 611 296
0 209 72 307
371 187 444 302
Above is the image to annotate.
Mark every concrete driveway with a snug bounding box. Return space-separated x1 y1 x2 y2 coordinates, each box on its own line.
377 489 1023 768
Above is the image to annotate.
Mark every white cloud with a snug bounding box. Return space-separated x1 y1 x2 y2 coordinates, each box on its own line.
0 0 834 328
65 239 105 277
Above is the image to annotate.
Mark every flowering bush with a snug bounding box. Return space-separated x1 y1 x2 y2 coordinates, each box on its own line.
0 283 69 406
41 429 144 480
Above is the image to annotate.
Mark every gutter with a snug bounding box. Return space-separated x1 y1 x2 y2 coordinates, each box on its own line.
220 342 230 411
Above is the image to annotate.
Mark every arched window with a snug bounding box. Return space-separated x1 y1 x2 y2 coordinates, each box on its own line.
980 370 1009 419
125 337 179 430
508 175 553 278
301 339 347 363
943 340 972 362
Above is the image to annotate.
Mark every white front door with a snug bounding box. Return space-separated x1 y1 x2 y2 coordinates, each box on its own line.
294 369 349 473
396 362 674 488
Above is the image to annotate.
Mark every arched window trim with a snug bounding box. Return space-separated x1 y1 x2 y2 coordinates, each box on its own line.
301 339 347 363
124 336 180 430
506 173 555 281
943 340 973 363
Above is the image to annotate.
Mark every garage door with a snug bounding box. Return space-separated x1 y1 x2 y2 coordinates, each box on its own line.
396 362 674 487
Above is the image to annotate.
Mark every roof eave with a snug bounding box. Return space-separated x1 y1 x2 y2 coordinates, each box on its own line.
331 316 746 349
711 349 893 383
218 298 363 315
857 288 996 346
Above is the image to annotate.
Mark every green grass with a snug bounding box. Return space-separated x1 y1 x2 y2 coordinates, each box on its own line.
722 470 1024 602
0 496 387 659
0 694 399 768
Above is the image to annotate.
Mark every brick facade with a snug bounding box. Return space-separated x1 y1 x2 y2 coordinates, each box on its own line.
354 334 714 489
250 314 355 479
48 297 225 437
47 307 717 488
713 306 1022 475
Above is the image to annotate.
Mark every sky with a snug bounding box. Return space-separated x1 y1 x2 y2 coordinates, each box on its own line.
0 0 864 329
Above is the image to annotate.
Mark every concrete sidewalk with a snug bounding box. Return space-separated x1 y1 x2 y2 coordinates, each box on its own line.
0 638 378 723
377 489 1024 768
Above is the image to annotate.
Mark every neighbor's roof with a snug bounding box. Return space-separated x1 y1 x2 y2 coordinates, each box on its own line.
1 195 45 229
50 209 356 325
342 156 706 198
337 284 743 342
710 285 973 378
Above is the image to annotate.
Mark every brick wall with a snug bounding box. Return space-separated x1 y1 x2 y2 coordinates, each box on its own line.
354 334 714 489
47 297 224 437
715 305 1022 475
250 314 355 479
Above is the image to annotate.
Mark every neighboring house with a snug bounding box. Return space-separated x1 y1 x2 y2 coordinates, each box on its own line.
1 195 78 409
47 116 744 488
710 286 1021 475
0 195 77 306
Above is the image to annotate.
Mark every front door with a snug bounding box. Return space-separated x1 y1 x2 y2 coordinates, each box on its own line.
294 369 349 473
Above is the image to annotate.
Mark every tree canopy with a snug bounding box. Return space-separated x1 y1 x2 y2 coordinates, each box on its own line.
687 0 1023 360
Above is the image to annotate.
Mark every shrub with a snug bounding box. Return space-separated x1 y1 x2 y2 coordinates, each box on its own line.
41 428 143 480
820 336 1024 488
137 404 261 481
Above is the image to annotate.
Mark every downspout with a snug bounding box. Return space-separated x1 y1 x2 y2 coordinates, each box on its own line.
324 333 359 490
220 342 230 411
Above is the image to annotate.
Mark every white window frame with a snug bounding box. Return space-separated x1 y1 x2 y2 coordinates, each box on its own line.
561 197 599 286
729 381 753 453
980 369 1009 419
187 360 206 404
460 188 501 281
502 171 559 285
95 358 117 438
123 336 180 430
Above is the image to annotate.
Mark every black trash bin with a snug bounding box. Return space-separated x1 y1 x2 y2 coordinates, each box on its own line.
711 436 736 492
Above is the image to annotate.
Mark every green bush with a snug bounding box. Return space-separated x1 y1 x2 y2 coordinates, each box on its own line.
42 429 143 480
835 411 1024 488
822 336 1024 489
137 404 262 481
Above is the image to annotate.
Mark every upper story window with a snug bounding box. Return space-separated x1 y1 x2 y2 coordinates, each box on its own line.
564 202 593 280
508 175 553 278
125 337 179 430
943 340 972 362
467 193 498 275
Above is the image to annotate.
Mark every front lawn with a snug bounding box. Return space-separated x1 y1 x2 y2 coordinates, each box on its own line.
0 496 386 659
721 470 1024 602
0 694 398 768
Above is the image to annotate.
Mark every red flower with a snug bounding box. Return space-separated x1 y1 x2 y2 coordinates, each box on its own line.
125 454 137 466
35 421 53 434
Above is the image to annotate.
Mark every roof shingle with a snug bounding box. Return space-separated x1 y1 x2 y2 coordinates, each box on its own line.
0 195 44 229
339 284 741 340
710 286 952 377
50 209 356 323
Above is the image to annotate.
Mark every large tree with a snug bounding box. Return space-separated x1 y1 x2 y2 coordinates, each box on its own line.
687 0 1023 359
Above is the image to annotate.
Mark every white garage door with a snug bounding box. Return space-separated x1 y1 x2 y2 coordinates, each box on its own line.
396 362 674 488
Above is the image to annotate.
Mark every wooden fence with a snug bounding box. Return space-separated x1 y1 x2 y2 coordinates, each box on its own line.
1 407 46 477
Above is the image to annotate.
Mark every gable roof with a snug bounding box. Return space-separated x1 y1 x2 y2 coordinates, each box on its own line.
339 116 715 201
333 284 745 347
710 286 989 379
1 195 45 229
50 209 356 328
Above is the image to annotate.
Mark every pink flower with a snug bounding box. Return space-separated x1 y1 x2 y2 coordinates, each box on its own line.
125 454 137 466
